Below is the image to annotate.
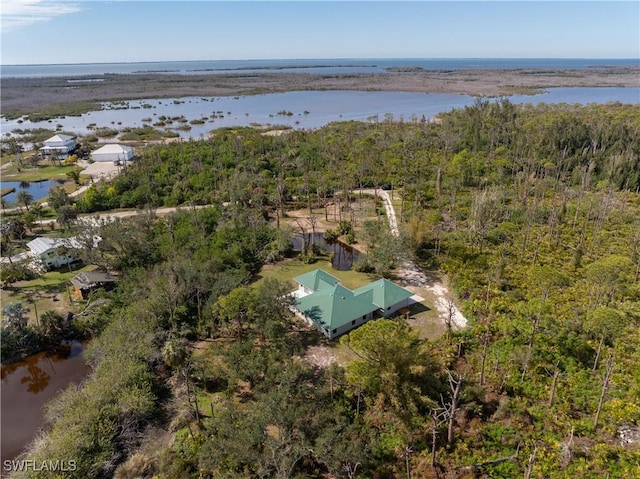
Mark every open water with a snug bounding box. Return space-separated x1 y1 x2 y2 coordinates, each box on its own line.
1 88 638 141
2 58 638 78
2 180 68 205
1 341 89 463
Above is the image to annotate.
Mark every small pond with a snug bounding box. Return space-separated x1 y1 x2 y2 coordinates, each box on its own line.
293 233 360 271
1 341 89 463
1 179 68 205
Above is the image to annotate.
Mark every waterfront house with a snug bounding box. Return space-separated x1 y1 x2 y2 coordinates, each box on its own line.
292 269 414 339
40 134 76 158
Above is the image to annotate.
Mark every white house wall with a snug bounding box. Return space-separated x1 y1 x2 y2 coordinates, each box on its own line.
380 299 410 317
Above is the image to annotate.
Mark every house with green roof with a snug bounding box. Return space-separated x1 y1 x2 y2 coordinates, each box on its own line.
353 278 414 316
293 269 340 296
292 269 414 339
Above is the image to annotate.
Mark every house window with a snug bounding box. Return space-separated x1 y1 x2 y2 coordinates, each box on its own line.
351 320 356 325
362 315 366 320
332 329 337 335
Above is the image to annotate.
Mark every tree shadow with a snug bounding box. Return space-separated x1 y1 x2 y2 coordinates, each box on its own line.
20 362 51 394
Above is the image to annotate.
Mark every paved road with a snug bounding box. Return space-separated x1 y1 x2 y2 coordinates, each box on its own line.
35 204 215 226
0 205 215 264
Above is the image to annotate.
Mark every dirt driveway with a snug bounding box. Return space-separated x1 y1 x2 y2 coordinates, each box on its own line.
78 160 123 182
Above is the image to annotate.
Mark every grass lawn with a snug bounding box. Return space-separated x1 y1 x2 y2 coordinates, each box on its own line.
1 164 77 182
257 254 378 290
1 264 96 327
404 288 447 340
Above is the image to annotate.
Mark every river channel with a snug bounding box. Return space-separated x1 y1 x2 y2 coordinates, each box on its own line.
0 341 89 463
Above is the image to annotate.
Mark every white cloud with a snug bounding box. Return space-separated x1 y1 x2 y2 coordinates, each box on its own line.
2 0 81 31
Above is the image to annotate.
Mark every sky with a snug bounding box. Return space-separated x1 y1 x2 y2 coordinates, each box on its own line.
1 1 639 65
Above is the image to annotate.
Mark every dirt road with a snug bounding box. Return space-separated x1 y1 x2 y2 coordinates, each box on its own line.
361 188 468 329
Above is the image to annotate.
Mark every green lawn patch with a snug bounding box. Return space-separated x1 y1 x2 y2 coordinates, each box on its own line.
257 255 377 290
1 164 77 182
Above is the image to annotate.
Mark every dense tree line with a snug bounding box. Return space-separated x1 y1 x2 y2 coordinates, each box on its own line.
12 101 640 478
74 102 640 216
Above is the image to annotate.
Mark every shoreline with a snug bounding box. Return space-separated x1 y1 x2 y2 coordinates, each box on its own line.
2 67 639 115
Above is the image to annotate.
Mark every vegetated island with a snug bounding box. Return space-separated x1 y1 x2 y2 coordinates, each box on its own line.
1 66 638 119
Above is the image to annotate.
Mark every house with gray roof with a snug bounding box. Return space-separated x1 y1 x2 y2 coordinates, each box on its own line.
91 144 135 163
40 134 76 158
71 271 117 299
292 269 414 339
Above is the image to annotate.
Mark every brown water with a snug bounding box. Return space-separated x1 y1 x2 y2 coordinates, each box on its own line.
0 341 89 463
293 233 360 270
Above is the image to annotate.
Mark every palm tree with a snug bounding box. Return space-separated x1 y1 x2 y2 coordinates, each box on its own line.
56 205 77 231
21 211 37 234
15 190 33 212
66 166 83 186
4 138 24 167
48 186 71 210
1 302 29 330
54 244 75 272
30 203 44 229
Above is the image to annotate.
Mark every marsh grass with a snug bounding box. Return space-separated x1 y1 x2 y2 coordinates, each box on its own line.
3 100 102 122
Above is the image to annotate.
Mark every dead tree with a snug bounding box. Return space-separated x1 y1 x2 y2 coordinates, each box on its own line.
294 217 308 255
429 407 447 468
594 356 614 431
307 215 318 245
457 444 520 475
523 444 538 479
548 361 561 407
401 445 413 479
445 370 463 445
445 299 456 340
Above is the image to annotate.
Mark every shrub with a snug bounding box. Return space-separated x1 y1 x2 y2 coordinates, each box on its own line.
337 220 353 236
323 229 338 242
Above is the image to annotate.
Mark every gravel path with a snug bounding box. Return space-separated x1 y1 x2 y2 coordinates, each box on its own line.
360 188 468 329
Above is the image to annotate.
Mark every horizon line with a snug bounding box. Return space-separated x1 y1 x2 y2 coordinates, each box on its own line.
2 57 639 68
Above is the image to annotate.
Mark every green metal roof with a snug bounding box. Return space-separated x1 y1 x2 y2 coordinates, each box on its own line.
294 269 340 292
295 284 378 331
353 278 413 309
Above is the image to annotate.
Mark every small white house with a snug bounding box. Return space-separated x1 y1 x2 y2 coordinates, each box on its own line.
91 144 135 164
27 237 83 270
40 134 76 158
